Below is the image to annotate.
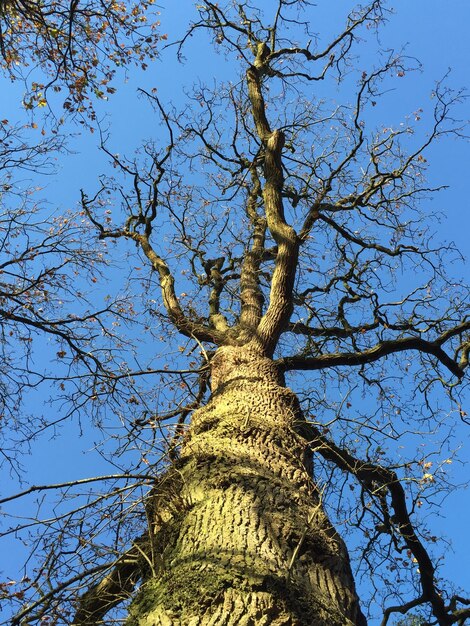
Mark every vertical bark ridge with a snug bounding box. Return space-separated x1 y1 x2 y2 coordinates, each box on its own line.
128 346 366 626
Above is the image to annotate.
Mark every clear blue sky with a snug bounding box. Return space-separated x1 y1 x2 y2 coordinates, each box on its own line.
0 2 469 624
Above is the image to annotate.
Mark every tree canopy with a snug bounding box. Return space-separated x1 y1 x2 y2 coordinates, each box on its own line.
0 0 162 115
0 2 469 625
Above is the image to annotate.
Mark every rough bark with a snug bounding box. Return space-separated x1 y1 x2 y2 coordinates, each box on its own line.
127 346 366 626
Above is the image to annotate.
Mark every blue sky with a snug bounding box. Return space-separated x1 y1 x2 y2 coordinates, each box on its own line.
0 2 469 624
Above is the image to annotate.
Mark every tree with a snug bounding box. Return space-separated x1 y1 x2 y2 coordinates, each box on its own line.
0 0 162 115
0 0 164 449
1 2 469 625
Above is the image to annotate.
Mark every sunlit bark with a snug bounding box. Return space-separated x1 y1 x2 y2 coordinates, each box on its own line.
127 346 366 626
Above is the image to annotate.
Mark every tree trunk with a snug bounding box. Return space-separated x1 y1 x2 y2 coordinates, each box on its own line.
128 346 366 626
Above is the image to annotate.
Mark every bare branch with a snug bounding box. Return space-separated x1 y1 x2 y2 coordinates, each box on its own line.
279 331 468 379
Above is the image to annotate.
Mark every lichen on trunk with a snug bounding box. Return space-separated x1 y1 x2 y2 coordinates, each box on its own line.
127 346 366 626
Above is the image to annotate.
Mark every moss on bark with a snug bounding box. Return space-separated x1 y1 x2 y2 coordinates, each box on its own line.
127 346 366 626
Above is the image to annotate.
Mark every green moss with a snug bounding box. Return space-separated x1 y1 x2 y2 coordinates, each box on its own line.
126 562 259 624
126 579 162 626
126 563 344 625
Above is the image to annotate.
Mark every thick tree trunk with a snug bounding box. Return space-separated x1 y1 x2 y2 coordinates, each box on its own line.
128 346 366 626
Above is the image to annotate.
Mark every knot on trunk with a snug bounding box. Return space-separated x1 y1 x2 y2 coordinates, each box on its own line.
210 345 285 393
